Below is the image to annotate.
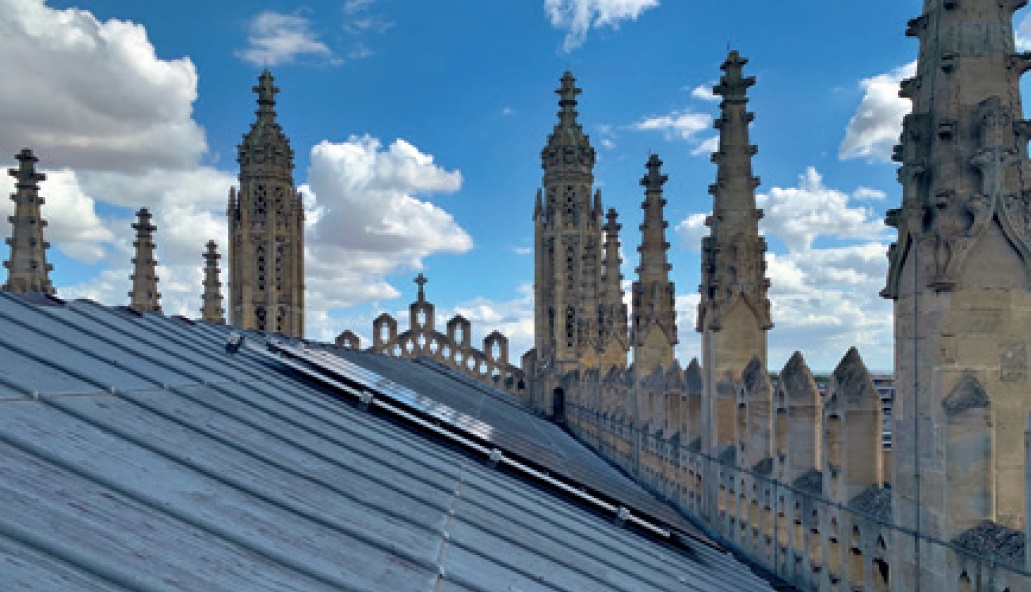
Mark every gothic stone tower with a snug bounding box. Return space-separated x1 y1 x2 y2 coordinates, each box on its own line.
696 50 772 480
886 0 1031 585
534 72 605 375
631 154 677 374
129 207 161 313
3 149 54 295
228 69 305 337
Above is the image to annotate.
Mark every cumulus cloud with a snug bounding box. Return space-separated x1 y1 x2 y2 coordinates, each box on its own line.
633 110 710 141
689 83 719 102
545 0 659 52
301 135 472 316
236 11 339 67
1018 12 1031 51
0 0 206 172
758 167 889 251
839 61 916 162
674 167 894 371
0 167 115 264
690 135 719 157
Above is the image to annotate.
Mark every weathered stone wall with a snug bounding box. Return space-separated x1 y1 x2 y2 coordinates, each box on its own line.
555 349 1030 592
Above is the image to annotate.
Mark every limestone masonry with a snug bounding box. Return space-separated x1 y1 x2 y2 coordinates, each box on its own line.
7 1 1031 589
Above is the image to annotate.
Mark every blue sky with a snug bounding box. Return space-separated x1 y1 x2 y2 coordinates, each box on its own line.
2 0 1027 372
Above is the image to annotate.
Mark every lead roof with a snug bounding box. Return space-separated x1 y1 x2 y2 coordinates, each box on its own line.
0 291 773 591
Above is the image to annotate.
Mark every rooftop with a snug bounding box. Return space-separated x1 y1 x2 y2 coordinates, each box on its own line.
0 291 773 591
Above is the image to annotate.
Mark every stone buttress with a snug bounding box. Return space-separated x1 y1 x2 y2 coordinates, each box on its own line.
886 0 1031 586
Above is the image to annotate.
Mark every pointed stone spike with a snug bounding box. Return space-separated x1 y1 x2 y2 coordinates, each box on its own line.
832 347 879 409
632 154 677 374
685 358 703 393
779 351 820 402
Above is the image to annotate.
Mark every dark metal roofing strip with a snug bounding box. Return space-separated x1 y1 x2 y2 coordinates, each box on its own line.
0 423 374 592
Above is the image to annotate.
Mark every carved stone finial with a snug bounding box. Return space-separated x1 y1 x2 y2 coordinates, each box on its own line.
129 207 161 313
3 148 54 295
201 240 224 324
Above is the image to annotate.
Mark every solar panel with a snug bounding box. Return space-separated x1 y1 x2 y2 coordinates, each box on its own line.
253 338 717 549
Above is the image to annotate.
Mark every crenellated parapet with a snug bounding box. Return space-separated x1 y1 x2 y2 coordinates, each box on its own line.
338 275 527 399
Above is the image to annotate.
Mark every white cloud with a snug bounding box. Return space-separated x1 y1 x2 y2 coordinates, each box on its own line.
674 167 894 371
0 167 115 264
689 83 719 102
758 167 889 251
0 0 206 172
839 61 915 162
236 11 339 67
448 284 536 358
852 186 886 201
674 212 707 252
513 246 532 255
690 135 719 157
545 0 659 52
632 110 710 142
1017 12 1031 51
301 135 472 328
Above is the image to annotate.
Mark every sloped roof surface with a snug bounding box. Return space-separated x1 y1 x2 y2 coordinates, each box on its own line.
0 292 773 591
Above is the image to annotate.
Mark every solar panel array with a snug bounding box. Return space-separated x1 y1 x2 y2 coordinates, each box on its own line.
269 341 714 547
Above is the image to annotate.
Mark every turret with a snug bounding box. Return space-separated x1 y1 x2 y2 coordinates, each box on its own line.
598 208 629 369
229 69 305 337
3 149 54 295
129 207 161 313
533 71 604 383
631 154 677 374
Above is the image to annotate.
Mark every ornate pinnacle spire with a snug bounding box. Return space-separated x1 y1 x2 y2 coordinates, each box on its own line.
714 50 755 103
637 154 671 281
201 240 224 324
238 69 294 172
542 71 595 175
557 71 580 125
129 207 161 313
3 149 54 294
632 154 677 372
254 69 278 120
698 49 771 334
598 207 629 367
884 0 1031 295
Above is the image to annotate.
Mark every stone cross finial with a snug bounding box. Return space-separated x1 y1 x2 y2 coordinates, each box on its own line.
415 273 428 301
